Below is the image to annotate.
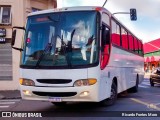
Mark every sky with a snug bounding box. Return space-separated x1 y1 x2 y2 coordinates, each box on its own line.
57 0 160 43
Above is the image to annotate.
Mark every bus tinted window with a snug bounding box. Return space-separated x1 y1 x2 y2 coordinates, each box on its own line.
121 28 128 49
141 42 144 55
134 38 138 53
138 40 143 56
101 24 110 47
128 34 134 52
102 13 110 25
111 20 120 46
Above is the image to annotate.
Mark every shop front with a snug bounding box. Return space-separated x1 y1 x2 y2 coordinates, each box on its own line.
144 38 160 73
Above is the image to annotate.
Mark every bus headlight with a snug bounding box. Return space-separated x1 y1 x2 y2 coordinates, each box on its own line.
19 78 35 86
74 78 97 87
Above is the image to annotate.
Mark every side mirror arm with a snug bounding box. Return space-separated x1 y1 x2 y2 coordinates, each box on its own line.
12 46 23 51
13 26 26 31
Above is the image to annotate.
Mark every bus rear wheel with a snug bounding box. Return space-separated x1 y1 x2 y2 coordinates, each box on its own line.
129 75 139 93
101 82 117 106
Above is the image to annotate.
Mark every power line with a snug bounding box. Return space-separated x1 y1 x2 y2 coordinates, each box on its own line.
102 0 108 7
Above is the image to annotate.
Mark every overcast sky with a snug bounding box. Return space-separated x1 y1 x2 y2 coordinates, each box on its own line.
57 0 160 43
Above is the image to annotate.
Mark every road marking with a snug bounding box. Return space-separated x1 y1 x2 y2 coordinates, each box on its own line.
0 102 15 105
130 98 160 111
138 85 150 88
0 99 20 109
0 106 9 108
141 83 150 85
0 99 20 102
139 79 150 88
155 103 160 105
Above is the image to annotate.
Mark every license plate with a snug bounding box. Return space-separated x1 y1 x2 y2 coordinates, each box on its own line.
49 97 62 102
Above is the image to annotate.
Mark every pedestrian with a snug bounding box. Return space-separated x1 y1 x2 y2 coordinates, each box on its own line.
152 64 155 72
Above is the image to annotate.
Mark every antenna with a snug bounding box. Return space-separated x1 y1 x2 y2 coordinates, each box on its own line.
102 0 108 7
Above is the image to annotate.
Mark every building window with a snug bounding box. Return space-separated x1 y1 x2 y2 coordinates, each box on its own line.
32 8 41 12
0 6 11 24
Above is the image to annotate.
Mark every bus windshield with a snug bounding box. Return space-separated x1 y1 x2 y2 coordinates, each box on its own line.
21 11 99 68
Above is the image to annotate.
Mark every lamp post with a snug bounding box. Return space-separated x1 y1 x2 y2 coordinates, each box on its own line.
112 9 137 21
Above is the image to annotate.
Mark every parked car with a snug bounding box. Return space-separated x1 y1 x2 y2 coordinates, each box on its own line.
150 68 160 86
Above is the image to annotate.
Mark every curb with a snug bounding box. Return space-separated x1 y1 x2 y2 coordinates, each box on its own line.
0 96 21 100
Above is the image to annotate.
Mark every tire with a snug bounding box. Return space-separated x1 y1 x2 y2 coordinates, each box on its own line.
129 75 139 93
101 82 117 106
52 102 67 107
150 79 154 87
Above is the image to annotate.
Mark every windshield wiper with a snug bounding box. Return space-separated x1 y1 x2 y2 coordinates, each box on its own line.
59 34 71 67
35 29 75 68
61 29 75 68
35 43 52 68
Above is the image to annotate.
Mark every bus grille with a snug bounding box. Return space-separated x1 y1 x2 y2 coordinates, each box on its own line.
32 91 77 97
36 79 72 84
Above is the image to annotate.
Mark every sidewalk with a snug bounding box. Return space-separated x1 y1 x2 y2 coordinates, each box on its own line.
0 90 21 99
144 72 151 79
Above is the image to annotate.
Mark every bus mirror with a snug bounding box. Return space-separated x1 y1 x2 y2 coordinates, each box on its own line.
11 30 16 46
11 26 25 51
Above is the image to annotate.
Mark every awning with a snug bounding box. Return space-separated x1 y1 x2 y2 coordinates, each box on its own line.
143 38 160 54
144 56 160 62
145 57 150 62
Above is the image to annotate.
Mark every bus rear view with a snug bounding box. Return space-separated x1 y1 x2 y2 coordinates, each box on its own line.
12 6 144 106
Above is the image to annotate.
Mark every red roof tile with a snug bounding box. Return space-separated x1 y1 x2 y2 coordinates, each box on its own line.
143 38 160 54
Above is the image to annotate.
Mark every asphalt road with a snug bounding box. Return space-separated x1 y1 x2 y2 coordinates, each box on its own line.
0 78 160 120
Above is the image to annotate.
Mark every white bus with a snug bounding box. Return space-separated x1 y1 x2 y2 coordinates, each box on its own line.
12 6 144 106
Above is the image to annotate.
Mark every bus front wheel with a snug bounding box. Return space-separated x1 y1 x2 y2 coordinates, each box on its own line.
101 82 117 106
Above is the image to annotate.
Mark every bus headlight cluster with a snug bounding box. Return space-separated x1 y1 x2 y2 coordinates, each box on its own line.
19 78 35 86
74 79 97 87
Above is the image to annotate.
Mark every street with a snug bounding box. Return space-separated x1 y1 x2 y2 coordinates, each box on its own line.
0 78 160 120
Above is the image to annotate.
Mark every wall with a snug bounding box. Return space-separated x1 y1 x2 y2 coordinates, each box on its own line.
0 0 56 90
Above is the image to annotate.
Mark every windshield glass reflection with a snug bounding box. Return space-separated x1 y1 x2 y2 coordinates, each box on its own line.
21 11 99 68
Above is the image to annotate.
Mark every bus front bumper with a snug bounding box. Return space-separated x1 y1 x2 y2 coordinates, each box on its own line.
20 85 100 102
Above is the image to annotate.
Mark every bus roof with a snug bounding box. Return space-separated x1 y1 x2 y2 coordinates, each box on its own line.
28 6 110 16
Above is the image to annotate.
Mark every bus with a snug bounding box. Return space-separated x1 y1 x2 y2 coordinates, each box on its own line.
11 6 144 106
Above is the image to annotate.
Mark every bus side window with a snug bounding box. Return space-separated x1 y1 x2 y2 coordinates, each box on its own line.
134 38 138 54
111 20 121 46
101 24 110 51
128 33 134 52
138 40 143 56
100 24 110 69
121 28 128 50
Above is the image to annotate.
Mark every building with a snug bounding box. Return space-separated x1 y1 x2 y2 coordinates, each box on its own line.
0 0 57 90
144 38 160 73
